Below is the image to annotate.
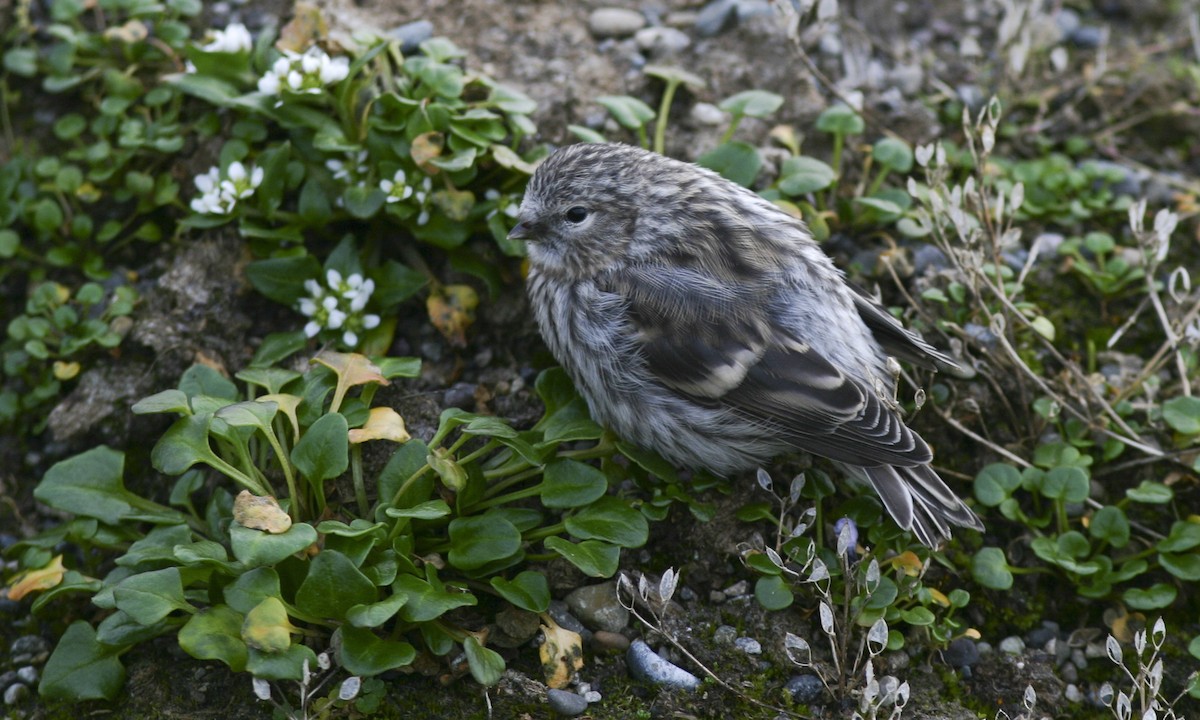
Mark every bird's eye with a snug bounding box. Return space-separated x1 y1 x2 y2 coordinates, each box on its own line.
564 206 589 224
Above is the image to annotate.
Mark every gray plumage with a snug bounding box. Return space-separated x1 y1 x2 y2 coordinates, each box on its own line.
510 143 983 547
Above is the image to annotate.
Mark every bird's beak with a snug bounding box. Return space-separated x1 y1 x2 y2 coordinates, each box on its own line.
507 219 532 242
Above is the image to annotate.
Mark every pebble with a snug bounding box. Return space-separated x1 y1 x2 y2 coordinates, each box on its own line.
956 84 986 112
736 0 774 20
388 20 434 54
721 579 750 597
911 244 948 273
0 671 17 693
1087 159 1142 196
1065 683 1083 703
547 688 590 716
889 64 924 96
547 601 591 641
588 8 647 38
713 625 737 644
1056 8 1082 37
10 636 49 665
1061 663 1079 683
442 382 477 410
734 637 762 655
14 667 36 685
1026 625 1057 648
941 637 980 669
784 673 825 704
1071 648 1087 670
1031 233 1065 258
999 636 1026 656
690 102 727 126
592 630 630 652
627 639 700 690
564 581 629 634
1069 25 1105 49
3 683 29 705
634 27 691 54
695 0 738 36
964 322 998 348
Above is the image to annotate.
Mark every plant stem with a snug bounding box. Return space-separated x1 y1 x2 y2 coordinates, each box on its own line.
653 79 681 155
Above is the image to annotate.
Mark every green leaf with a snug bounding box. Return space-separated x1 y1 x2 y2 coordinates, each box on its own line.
131 389 192 415
777 156 836 195
447 515 522 571
595 95 655 130
394 573 477 623
490 571 550 613
1088 506 1130 548
719 90 783 118
1156 521 1200 553
223 567 281 614
112 568 192 625
815 104 864 135
384 500 451 520
871 137 914 172
33 447 138 524
753 575 794 610
1122 584 1177 610
246 644 318 681
971 547 1013 590
346 593 408 628
291 412 349 489
974 463 1021 507
338 625 416 675
178 606 247 671
696 141 761 188
1126 480 1173 504
1159 552 1200 581
541 459 608 509
1042 466 1089 502
180 364 238 400
1163 396 1200 435
463 635 505 686
3 48 38 77
343 186 387 219
568 125 608 144
229 523 318 567
564 497 648 547
295 550 378 620
543 537 620 578
245 256 323 305
251 330 308 367
39 622 126 701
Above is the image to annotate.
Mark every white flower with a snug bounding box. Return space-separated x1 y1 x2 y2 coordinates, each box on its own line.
298 298 317 316
362 314 381 330
381 170 414 202
304 321 321 338
295 265 380 349
256 47 350 98
257 72 280 94
327 309 346 329
326 269 343 289
320 55 350 84
342 330 358 346
201 23 252 54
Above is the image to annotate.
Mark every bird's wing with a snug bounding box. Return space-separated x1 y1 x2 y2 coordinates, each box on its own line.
601 264 932 468
851 288 972 378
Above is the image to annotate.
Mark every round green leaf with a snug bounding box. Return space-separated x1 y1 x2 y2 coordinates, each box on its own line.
179 606 247 671
1088 506 1130 548
697 141 762 188
464 635 505 686
815 104 864 135
719 90 783 118
541 459 608 509
490 571 550 613
595 95 655 130
295 550 377 620
1122 583 1177 610
974 463 1021 507
1160 552 1200 581
971 547 1013 590
1163 396 1200 435
777 156 836 195
338 625 416 675
871 137 913 172
447 515 522 571
229 523 318 568
753 575 794 610
39 621 126 701
564 497 648 547
543 537 620 578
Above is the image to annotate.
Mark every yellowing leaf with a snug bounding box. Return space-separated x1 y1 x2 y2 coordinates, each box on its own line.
53 361 81 381
491 145 536 175
889 551 923 577
4 555 66 601
427 284 478 347
427 448 467 491
411 132 446 172
312 351 390 412
276 2 328 53
538 614 584 688
927 587 950 607
432 188 475 221
242 596 298 653
232 490 293 534
349 407 411 444
103 20 148 43
260 393 303 444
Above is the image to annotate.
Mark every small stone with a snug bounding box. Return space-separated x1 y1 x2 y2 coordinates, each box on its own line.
388 20 434 54
1065 683 1083 703
3 682 29 705
634 27 691 54
784 673 825 704
708 590 727 604
1031 233 1065 258
547 688 589 716
10 636 49 665
627 639 700 690
1085 641 1108 659
665 11 699 26
976 641 993 656
889 64 924 96
1056 8 1081 37
547 601 590 639
1061 663 1079 684
14 667 36 685
941 637 980 669
1070 26 1104 49
999 636 1026 656
690 102 727 127
911 244 948 274
964 322 998 348
735 0 774 20
0 671 17 693
713 625 737 644
442 382 477 410
1071 648 1088 670
817 33 842 56
721 579 749 597
564 581 629 634
1026 625 1056 648
583 690 602 703
695 0 738 36
956 84 985 112
592 630 630 653
734 637 762 655
589 8 647 38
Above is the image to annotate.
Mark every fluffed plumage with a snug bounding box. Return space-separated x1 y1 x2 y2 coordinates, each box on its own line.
511 143 983 547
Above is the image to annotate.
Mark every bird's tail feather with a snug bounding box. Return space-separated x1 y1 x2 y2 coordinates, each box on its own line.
848 463 983 547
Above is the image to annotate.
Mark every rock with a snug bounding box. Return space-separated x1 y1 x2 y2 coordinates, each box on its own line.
547 600 591 641
1070 25 1105 48
1065 683 1083 703
941 637 981 669
14 667 36 685
784 673 825 704
564 581 629 633
627 639 700 690
3 682 29 705
911 244 948 273
734 637 762 655
592 630 631 653
695 0 738 36
713 625 737 644
589 8 647 38
999 636 1026 656
1056 8 1081 37
9 636 49 665
690 102 727 126
736 0 774 21
634 27 691 54
442 382 477 410
1026 624 1057 648
1061 663 1079 684
547 688 590 716
388 20 434 54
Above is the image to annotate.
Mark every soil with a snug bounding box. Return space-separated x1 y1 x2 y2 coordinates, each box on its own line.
3 0 1200 719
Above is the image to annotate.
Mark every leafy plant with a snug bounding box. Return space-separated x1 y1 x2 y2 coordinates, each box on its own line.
9 352 653 700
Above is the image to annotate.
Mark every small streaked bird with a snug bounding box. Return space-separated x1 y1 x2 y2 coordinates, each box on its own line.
509 143 983 546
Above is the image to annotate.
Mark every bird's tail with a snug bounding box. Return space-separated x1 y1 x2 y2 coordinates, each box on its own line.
847 463 984 547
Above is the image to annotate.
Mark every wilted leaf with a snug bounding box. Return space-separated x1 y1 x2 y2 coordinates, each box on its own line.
349 407 411 444
232 491 292 533
539 614 584 688
427 284 478 347
411 132 445 172
5 555 67 601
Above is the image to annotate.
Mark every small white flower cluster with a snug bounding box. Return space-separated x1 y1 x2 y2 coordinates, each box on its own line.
257 47 350 96
413 176 434 225
297 269 381 347
327 150 369 186
485 189 521 221
190 161 264 215
200 23 252 53
380 170 414 202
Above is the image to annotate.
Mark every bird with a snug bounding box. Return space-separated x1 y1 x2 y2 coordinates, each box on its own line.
508 143 983 547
